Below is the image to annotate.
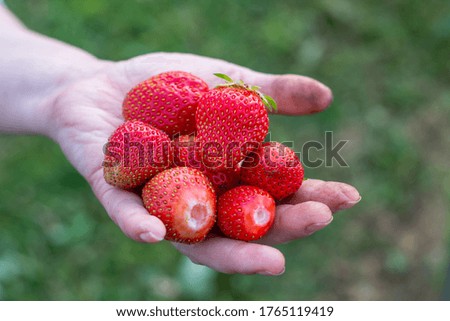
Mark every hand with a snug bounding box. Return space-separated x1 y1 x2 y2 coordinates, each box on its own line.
48 52 361 275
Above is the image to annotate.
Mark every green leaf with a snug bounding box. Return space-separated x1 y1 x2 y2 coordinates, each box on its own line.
260 96 270 110
264 94 278 112
213 73 233 83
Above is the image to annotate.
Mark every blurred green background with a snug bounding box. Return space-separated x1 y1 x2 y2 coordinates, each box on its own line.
1 0 449 300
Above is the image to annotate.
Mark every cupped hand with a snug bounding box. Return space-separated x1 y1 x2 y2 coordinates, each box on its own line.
48 52 361 275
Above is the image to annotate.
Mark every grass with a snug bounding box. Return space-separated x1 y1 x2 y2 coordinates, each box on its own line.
1 0 449 300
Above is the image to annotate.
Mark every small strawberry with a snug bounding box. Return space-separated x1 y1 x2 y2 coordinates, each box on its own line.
172 134 241 194
196 74 276 171
123 71 209 137
241 142 304 200
217 185 275 241
103 120 171 189
142 167 217 244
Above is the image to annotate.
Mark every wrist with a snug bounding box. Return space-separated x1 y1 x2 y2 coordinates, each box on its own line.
36 55 112 138
0 23 111 136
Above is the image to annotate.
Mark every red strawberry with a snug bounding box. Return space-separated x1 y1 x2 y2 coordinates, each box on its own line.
204 166 241 196
123 71 209 137
217 185 275 241
103 120 171 189
172 135 241 194
241 142 304 200
195 74 275 171
142 167 216 244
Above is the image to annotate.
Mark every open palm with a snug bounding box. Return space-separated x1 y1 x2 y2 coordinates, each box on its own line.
50 52 360 275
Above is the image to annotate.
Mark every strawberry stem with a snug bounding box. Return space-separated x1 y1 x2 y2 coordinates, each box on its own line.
213 73 234 83
213 73 278 112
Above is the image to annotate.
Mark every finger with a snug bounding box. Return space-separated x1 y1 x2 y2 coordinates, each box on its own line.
246 73 333 115
287 179 361 212
260 201 333 245
118 52 333 115
90 171 166 243
173 237 285 276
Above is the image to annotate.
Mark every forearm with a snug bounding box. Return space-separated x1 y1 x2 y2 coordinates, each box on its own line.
0 6 105 135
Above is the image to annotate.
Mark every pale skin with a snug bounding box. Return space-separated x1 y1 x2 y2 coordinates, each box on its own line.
0 7 360 275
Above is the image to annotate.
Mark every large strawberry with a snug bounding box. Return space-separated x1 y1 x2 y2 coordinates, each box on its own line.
103 120 171 189
123 71 209 137
172 134 241 194
241 141 304 200
142 167 216 244
217 185 275 241
195 74 276 171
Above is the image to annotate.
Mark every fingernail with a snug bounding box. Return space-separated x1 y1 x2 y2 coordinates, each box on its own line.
304 217 333 235
260 267 285 276
348 195 362 205
139 231 164 242
337 194 361 210
343 187 361 203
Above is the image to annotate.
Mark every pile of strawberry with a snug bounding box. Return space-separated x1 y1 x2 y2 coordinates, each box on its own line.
103 71 304 244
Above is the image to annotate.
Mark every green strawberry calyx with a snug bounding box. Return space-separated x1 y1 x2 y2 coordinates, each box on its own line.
214 73 278 112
